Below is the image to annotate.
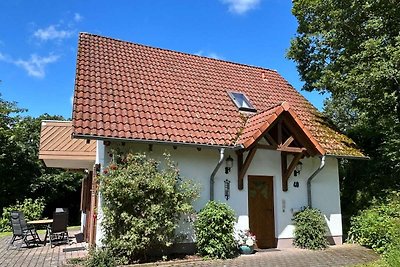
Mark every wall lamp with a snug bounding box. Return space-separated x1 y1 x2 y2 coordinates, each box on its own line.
225 155 234 174
294 161 303 176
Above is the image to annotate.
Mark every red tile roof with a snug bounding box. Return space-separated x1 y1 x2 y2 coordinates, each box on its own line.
72 33 364 157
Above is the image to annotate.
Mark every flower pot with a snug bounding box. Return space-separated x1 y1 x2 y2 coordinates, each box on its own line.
239 245 254 254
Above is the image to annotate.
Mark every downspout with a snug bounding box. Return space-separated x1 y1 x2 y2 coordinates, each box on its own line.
307 155 326 207
210 148 225 201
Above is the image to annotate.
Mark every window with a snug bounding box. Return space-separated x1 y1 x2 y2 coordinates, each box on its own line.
228 92 257 112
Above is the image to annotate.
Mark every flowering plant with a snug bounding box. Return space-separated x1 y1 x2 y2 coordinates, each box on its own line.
237 229 256 247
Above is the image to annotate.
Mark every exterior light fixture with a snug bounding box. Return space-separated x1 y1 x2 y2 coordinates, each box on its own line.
224 179 231 200
293 181 299 188
225 155 234 174
294 161 303 176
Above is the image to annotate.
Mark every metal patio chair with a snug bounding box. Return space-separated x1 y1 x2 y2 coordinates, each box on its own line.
9 211 40 249
48 211 69 247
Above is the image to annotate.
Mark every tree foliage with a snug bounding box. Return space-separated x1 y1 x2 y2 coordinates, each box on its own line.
288 0 400 224
99 152 199 264
0 93 83 224
348 192 400 254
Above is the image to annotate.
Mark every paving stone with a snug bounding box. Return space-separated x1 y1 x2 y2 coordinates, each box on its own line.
0 230 88 267
0 232 378 267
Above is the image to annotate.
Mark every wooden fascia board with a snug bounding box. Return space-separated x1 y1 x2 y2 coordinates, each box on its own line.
244 119 278 151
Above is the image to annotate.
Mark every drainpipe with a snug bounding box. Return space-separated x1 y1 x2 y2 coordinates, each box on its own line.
307 155 326 207
210 148 225 201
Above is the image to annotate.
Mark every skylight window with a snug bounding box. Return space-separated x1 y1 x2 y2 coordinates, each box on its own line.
228 92 257 112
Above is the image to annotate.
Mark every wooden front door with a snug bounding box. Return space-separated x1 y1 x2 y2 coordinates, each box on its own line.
248 175 275 248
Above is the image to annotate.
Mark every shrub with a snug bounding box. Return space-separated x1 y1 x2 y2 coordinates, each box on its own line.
194 201 237 259
99 152 199 264
293 207 328 250
0 198 45 232
347 192 400 254
85 248 116 267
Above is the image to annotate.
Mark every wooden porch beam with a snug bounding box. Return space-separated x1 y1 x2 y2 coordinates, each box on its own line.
281 136 294 148
238 147 257 190
277 147 306 153
277 120 283 145
265 133 278 146
282 152 303 191
257 143 306 153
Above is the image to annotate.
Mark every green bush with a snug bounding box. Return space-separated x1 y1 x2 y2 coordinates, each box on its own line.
85 248 116 267
194 201 237 259
348 193 400 254
0 198 45 232
99 152 199 264
293 207 328 250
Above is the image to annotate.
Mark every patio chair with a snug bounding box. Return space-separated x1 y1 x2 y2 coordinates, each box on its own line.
48 211 69 247
55 207 68 213
9 211 40 249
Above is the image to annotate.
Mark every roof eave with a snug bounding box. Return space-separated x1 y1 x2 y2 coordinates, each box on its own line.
325 153 370 160
72 133 240 150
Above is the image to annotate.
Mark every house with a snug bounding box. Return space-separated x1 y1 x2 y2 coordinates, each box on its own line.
39 33 366 249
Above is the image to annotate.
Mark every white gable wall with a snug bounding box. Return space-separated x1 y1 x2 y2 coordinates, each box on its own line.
95 141 342 247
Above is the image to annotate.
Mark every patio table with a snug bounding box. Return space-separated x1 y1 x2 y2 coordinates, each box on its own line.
27 219 53 245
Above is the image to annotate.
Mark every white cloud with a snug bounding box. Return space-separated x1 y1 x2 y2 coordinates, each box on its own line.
14 54 60 78
221 0 261 14
74 13 83 22
195 50 223 60
0 52 6 61
208 52 223 60
33 25 74 41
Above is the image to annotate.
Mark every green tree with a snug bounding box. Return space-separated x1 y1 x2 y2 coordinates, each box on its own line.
0 93 83 224
288 0 400 226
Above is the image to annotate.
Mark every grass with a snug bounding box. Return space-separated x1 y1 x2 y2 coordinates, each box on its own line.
352 259 385 267
0 225 81 238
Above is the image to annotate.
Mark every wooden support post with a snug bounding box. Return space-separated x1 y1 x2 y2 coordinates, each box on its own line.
281 153 288 191
281 153 303 191
237 153 243 190
238 147 257 190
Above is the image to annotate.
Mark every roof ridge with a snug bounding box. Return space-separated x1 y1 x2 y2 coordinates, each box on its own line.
79 32 278 74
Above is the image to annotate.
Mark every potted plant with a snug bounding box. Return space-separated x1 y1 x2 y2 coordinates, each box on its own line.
237 229 256 254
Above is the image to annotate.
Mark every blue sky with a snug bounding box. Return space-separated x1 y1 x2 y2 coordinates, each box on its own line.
0 0 327 119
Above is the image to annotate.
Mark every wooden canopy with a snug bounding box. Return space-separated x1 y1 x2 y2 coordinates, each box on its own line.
236 102 325 191
39 121 96 169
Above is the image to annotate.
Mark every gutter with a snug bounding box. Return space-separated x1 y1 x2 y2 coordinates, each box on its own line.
210 148 225 201
307 155 326 207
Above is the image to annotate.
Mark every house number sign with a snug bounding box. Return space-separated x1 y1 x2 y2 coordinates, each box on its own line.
224 179 231 200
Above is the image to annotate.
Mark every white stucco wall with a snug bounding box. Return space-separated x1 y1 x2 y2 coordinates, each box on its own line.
95 141 342 246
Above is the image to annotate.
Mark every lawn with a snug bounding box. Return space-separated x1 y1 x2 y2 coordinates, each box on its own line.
0 225 81 238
